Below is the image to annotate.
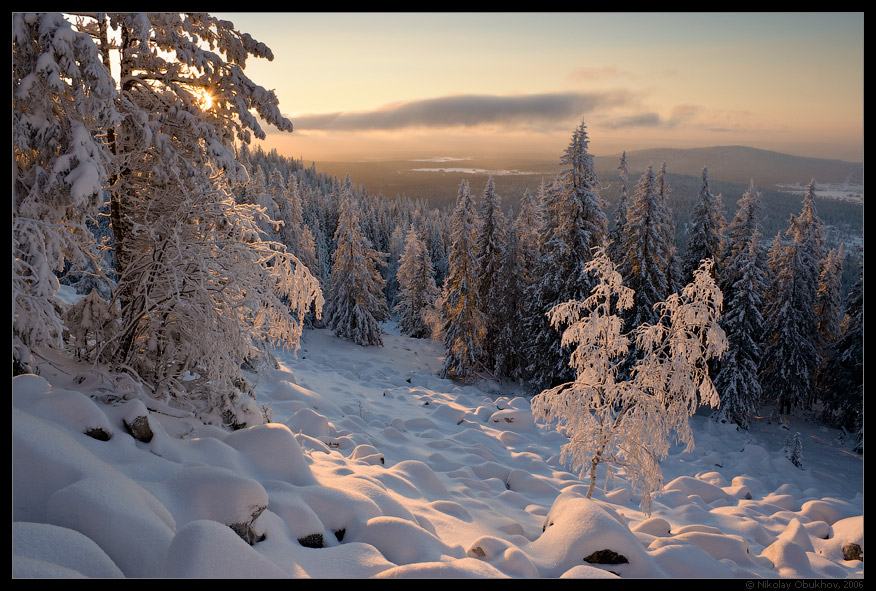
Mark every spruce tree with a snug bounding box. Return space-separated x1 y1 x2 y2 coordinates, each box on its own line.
619 165 674 329
815 244 845 346
523 120 607 389
656 162 683 294
606 151 630 267
683 167 726 284
817 275 862 449
16 14 323 424
720 181 763 294
441 180 485 381
474 176 509 375
713 228 767 429
395 225 438 339
13 13 118 371
761 182 825 414
325 181 389 346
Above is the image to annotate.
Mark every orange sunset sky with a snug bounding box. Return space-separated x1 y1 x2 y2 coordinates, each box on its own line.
216 12 864 163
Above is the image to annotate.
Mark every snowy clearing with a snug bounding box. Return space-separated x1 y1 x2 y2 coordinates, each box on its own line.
12 318 863 579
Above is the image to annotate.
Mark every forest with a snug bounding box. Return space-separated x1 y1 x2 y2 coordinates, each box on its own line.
13 12 862 483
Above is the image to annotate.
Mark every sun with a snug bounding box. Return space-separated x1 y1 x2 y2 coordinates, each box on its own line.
195 87 215 111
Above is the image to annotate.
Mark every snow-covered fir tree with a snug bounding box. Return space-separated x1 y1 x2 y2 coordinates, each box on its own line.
474 176 509 376
786 432 804 469
395 226 439 339
325 179 389 346
720 181 762 294
441 180 486 382
523 120 608 389
532 248 727 514
760 181 826 415
16 13 324 425
618 165 674 329
494 187 544 380
606 151 630 267
713 228 767 429
656 162 683 294
13 13 118 373
815 244 845 346
682 167 726 284
817 274 862 447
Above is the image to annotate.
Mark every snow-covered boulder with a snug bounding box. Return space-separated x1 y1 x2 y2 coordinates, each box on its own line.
526 490 659 577
12 521 124 578
161 464 269 544
223 422 316 485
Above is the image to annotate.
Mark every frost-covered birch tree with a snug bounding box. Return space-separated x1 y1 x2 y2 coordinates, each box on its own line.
532 248 726 514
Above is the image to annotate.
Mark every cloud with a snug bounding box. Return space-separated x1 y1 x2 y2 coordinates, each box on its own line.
289 91 633 132
603 104 702 130
603 112 664 129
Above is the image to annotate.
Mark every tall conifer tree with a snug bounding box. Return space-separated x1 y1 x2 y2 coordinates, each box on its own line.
325 179 389 346
523 120 607 389
441 180 485 381
683 167 726 284
395 225 438 339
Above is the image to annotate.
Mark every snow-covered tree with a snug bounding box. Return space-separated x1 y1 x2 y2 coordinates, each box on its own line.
524 120 608 389
474 176 509 375
656 162 683 294
276 174 320 286
515 186 545 281
760 181 826 414
683 167 726 284
815 244 845 346
325 181 389 346
786 432 804 469
532 249 726 514
493 188 544 380
606 151 630 267
817 275 862 449
441 180 485 382
713 228 767 429
720 181 762 294
395 226 439 339
45 13 323 425
13 12 118 372
618 165 674 329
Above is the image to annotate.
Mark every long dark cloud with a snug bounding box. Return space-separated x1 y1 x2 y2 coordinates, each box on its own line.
603 105 701 130
290 91 633 131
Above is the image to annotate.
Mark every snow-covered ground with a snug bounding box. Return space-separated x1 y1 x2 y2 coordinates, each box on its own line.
12 317 864 578
776 182 863 204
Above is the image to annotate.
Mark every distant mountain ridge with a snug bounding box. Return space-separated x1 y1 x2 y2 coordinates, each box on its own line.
594 145 863 188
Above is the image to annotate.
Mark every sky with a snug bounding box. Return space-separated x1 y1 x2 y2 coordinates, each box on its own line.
216 12 864 163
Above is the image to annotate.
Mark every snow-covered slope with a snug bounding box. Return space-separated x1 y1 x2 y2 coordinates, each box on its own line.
12 322 864 578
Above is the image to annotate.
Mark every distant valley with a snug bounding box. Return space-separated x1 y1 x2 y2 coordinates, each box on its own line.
311 145 863 211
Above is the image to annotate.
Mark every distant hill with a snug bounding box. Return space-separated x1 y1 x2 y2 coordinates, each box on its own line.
595 145 863 188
